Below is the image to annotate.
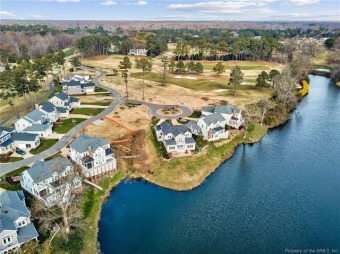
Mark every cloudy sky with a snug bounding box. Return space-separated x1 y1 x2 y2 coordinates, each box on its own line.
1 0 339 21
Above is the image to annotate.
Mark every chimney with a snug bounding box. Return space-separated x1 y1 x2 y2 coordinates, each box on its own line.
35 104 39 109
87 145 92 157
232 109 236 117
208 129 212 139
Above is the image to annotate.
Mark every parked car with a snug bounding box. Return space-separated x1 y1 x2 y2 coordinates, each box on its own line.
16 148 26 156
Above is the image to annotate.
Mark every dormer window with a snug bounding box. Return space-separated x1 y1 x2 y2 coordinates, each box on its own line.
2 236 12 245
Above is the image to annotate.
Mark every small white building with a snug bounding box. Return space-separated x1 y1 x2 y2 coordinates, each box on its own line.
202 105 243 129
155 121 196 157
70 134 116 178
0 189 39 254
20 158 82 207
14 110 52 137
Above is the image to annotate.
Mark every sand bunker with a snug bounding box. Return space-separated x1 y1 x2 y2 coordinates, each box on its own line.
175 75 197 80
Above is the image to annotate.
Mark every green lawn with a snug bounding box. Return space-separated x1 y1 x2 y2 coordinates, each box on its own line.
2 166 29 177
202 62 271 71
64 48 77 57
71 108 104 115
95 86 108 92
0 183 21 191
30 139 59 154
53 118 86 134
81 101 112 106
0 157 24 164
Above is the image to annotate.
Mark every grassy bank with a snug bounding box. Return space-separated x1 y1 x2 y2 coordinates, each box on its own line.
30 139 58 155
54 118 86 134
142 124 268 191
71 108 105 115
81 171 125 254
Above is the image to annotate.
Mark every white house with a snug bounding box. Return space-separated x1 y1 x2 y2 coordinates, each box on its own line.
62 80 95 95
0 189 38 254
197 113 228 141
61 74 90 84
202 104 243 129
70 134 116 178
20 158 82 208
14 110 52 137
0 126 40 152
0 126 15 155
128 48 148 56
155 121 196 157
49 91 80 117
38 102 59 123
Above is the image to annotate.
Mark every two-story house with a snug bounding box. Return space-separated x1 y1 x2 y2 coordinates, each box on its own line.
197 113 228 141
14 109 52 137
0 189 38 254
0 126 15 155
155 121 196 157
202 104 243 129
49 92 80 118
20 158 82 207
69 134 116 178
0 126 40 152
62 80 95 95
38 102 59 123
128 48 148 56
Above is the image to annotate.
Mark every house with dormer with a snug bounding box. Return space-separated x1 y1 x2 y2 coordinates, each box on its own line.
0 188 38 254
197 113 228 141
202 104 243 129
49 91 80 117
37 102 59 123
62 80 95 95
0 126 40 152
20 158 82 207
155 121 196 156
14 109 52 137
69 134 116 178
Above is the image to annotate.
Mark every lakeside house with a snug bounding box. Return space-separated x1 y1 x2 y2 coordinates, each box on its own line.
202 104 243 129
69 134 116 178
20 158 82 207
186 113 228 142
49 91 81 118
14 109 53 137
0 126 41 153
0 188 38 254
155 121 196 157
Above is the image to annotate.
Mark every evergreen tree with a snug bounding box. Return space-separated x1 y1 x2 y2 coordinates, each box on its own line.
119 56 132 99
228 66 244 96
213 62 226 75
256 71 271 88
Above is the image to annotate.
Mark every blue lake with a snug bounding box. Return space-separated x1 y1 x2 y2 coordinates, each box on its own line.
98 75 340 254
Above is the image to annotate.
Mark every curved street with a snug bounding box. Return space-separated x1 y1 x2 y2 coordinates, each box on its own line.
0 67 192 176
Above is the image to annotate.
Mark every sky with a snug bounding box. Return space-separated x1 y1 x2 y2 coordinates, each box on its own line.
0 0 339 21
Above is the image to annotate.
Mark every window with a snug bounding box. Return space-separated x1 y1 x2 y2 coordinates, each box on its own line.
187 145 194 149
2 236 11 245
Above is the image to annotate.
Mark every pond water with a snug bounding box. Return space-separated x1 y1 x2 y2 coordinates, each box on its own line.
98 75 340 254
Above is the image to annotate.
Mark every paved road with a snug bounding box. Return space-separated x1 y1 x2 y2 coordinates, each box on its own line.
0 66 192 175
0 69 122 176
126 99 192 119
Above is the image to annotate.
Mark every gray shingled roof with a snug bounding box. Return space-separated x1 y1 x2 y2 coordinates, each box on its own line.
164 139 176 146
0 215 16 231
25 158 72 183
185 120 200 132
56 107 68 113
185 137 195 144
11 133 39 142
158 121 190 136
201 106 215 113
82 83 95 88
23 122 50 132
40 102 56 113
22 109 46 123
65 80 81 87
17 223 39 244
54 91 69 101
212 126 224 134
214 105 241 114
200 113 226 126
0 190 30 222
70 97 80 103
70 134 108 154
